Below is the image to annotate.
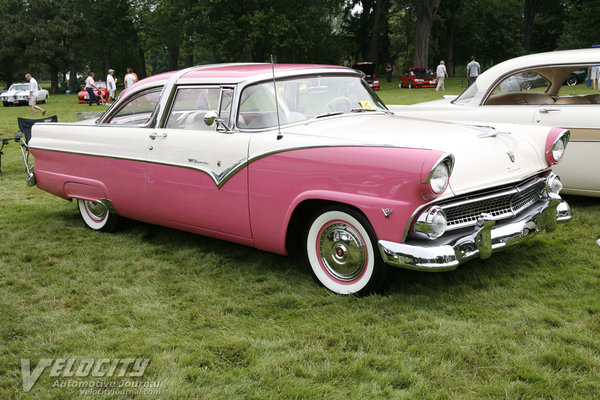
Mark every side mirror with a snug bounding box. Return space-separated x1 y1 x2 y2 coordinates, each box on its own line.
204 111 232 132
204 110 218 126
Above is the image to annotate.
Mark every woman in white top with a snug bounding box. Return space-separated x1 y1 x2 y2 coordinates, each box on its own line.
436 61 448 92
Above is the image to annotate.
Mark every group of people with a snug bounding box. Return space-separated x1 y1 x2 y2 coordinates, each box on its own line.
25 68 140 116
382 56 481 93
84 68 139 107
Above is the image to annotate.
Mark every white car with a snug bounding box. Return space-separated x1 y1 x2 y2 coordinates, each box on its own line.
1 82 49 106
389 48 600 197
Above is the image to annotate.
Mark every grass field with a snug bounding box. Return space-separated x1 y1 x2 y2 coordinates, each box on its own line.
1 79 599 399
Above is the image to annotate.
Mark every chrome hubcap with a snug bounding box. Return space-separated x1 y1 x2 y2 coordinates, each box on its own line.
318 222 367 282
84 201 107 222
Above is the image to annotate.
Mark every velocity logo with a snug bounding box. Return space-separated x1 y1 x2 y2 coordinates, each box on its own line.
21 358 150 392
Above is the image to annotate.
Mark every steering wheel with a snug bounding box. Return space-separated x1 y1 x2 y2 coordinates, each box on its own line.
321 96 353 114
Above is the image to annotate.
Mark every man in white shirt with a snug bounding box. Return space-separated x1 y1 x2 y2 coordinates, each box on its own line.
466 56 481 87
124 68 138 89
106 69 116 105
25 73 46 116
85 72 101 106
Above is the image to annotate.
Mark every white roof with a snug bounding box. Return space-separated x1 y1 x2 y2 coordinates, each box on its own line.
477 48 600 88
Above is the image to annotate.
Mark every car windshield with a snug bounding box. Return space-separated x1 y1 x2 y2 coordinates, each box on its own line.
453 82 479 104
96 82 107 89
9 84 29 91
237 75 387 130
411 68 433 76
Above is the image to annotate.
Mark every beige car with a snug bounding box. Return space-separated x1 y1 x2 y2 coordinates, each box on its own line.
389 48 600 197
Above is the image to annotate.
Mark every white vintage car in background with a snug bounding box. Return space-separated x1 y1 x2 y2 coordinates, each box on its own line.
389 48 600 197
1 82 49 106
28 64 571 295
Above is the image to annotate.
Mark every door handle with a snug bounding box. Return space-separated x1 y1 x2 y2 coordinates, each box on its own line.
149 132 168 140
539 108 561 114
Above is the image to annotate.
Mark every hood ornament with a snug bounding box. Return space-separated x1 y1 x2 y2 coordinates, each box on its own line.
507 151 516 163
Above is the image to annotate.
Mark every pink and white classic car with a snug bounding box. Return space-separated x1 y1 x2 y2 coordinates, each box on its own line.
28 64 571 295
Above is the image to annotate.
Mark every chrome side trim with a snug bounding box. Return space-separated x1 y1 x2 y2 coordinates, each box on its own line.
29 143 403 189
379 195 570 271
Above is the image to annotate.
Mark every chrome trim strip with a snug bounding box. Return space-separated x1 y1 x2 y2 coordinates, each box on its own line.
30 143 403 189
380 195 570 271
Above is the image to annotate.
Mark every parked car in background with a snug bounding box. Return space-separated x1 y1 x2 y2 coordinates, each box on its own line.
77 81 109 103
509 68 588 91
399 68 438 88
389 48 600 197
28 63 571 295
1 83 49 106
352 62 380 91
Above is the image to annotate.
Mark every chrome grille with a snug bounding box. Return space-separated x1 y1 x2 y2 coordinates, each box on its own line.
441 176 546 230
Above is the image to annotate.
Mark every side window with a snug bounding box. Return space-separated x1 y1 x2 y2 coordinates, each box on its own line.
107 88 161 125
165 87 231 131
493 72 549 94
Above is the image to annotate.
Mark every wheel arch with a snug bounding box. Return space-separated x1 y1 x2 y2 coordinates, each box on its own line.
284 198 375 255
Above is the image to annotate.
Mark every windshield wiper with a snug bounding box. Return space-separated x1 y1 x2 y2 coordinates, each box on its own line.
314 111 344 119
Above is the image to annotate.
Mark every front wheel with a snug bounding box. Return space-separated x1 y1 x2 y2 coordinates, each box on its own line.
77 199 119 232
305 206 392 295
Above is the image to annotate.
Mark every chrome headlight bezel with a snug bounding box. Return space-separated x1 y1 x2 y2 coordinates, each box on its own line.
546 130 570 164
422 155 454 195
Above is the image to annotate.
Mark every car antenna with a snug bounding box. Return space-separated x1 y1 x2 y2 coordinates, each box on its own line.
271 55 283 140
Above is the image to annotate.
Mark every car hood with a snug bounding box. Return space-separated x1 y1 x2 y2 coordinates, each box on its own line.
1 90 28 96
284 113 549 197
352 63 376 76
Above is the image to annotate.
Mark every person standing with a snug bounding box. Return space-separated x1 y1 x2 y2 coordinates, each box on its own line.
85 72 101 106
25 73 46 116
435 60 448 92
106 69 116 105
124 68 138 89
590 66 600 90
385 63 393 88
466 56 481 87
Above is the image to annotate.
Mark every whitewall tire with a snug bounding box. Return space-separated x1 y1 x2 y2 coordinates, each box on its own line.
77 199 118 232
305 206 391 295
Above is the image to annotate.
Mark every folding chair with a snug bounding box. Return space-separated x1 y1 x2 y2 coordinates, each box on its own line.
0 137 11 176
14 115 58 183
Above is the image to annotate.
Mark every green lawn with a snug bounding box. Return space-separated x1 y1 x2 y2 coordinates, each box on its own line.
1 81 599 399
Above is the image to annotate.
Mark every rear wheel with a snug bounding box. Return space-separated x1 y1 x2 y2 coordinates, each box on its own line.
305 206 392 295
520 81 532 91
565 75 577 86
77 199 119 232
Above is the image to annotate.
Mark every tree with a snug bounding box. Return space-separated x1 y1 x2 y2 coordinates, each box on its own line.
412 0 439 67
522 0 539 53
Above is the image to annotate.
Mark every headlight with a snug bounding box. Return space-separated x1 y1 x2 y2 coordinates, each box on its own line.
545 129 569 165
429 163 449 194
412 206 447 240
551 137 566 161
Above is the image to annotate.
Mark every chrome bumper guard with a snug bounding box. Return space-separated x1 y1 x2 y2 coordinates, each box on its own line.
378 194 571 271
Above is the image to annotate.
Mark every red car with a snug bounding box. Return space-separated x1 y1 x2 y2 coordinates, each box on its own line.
352 62 380 91
399 68 438 88
78 81 110 103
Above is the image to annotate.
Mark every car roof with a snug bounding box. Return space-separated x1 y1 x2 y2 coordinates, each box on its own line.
477 48 600 88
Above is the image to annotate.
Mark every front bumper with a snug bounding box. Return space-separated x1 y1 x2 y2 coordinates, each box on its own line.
378 194 571 271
